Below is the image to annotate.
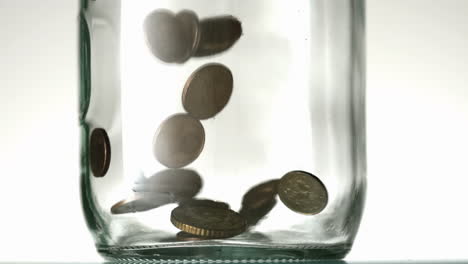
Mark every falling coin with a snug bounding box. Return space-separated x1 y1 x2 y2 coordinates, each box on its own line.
176 231 208 242
182 63 233 120
89 128 111 177
153 113 205 168
239 180 279 226
176 10 201 56
179 199 230 210
194 15 242 57
133 169 202 199
111 193 174 214
171 205 246 238
144 9 192 63
277 171 328 215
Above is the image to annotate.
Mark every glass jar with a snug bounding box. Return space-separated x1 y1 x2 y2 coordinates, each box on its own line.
79 0 366 260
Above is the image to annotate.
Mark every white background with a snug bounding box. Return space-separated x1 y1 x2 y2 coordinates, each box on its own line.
1 0 468 262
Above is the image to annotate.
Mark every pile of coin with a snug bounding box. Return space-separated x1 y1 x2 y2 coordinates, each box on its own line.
89 8 330 241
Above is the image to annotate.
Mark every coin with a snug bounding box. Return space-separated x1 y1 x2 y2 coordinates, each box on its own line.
89 128 111 177
182 63 233 120
176 10 200 56
153 114 205 168
239 180 279 226
133 169 202 199
176 231 208 242
110 193 174 214
194 16 242 57
277 171 328 215
144 9 192 63
171 205 246 238
179 199 230 210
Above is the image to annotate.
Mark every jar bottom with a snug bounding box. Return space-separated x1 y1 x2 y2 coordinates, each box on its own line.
97 243 350 261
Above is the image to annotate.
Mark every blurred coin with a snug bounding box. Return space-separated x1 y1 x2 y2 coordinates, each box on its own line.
176 231 208 242
153 113 205 168
110 193 174 214
194 16 242 57
277 171 328 215
182 63 233 120
144 9 192 63
239 179 279 226
176 10 200 56
179 199 229 209
133 169 202 199
171 205 246 238
89 128 111 177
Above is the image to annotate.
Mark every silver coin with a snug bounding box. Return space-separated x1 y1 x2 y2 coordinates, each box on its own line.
153 113 205 168
110 193 174 214
194 15 242 57
182 63 233 120
133 169 202 199
176 10 201 57
277 171 328 215
144 9 192 63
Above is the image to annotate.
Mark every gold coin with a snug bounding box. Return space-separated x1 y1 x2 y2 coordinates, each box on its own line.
194 16 242 57
89 128 111 177
179 199 230 210
144 9 192 63
277 171 328 215
153 113 205 168
182 63 233 120
239 180 279 226
171 205 246 238
133 169 202 199
176 231 208 242
110 193 173 214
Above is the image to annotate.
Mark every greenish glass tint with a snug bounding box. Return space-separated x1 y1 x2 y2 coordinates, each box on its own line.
79 13 91 123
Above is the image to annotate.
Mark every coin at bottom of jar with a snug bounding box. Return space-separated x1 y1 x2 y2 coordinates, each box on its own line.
176 231 209 241
182 63 233 120
153 113 205 168
178 199 230 210
89 128 111 177
171 205 246 238
277 170 328 215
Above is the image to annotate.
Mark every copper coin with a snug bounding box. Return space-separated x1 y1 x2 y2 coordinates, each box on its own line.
176 231 208 242
194 15 242 57
171 205 246 238
239 179 279 226
182 63 233 120
278 171 328 215
144 9 192 63
179 199 230 210
89 128 111 177
133 169 202 199
176 10 200 56
153 113 205 168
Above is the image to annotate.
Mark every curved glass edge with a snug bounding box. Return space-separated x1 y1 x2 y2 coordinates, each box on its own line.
79 13 91 123
80 123 109 245
98 245 350 261
347 0 367 244
79 7 110 246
